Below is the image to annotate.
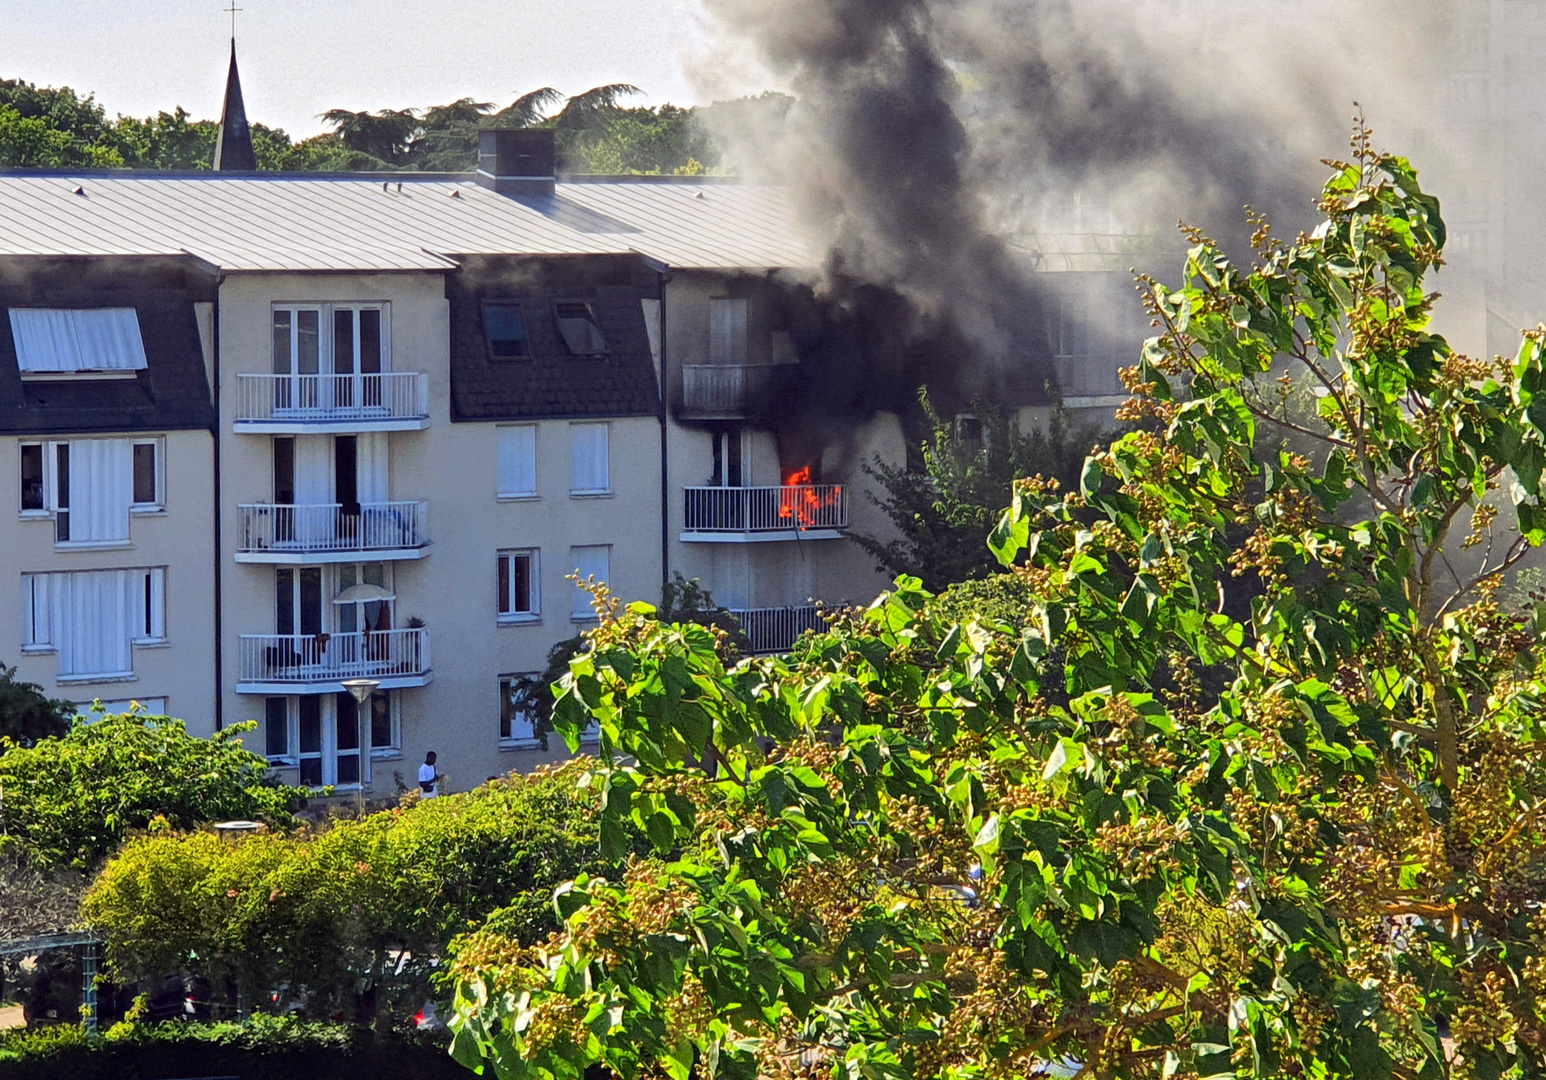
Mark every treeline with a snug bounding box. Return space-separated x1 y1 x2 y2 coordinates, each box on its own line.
0 78 792 174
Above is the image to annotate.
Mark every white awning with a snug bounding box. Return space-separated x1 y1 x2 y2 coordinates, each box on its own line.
10 308 148 374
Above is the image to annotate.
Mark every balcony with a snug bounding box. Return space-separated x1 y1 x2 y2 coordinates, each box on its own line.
234 373 430 432
235 502 431 563
731 606 824 654
682 485 847 542
680 364 777 419
236 629 431 694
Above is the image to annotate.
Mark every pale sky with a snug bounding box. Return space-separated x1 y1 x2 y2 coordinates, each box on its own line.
0 0 756 139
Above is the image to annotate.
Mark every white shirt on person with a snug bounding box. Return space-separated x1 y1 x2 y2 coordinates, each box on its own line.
417 762 439 798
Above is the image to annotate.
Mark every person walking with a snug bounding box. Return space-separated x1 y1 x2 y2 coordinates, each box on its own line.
417 751 441 798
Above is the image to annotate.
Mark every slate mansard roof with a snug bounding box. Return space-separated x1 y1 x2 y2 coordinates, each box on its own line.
0 172 814 273
448 256 661 421
0 256 217 436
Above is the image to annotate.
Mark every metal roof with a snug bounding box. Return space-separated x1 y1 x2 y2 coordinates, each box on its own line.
0 172 816 274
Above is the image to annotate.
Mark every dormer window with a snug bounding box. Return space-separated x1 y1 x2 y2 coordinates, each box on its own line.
554 301 607 357
484 304 531 360
9 308 148 377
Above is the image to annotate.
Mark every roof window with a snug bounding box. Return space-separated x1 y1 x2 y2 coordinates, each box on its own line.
10 308 148 376
554 302 608 357
484 304 531 360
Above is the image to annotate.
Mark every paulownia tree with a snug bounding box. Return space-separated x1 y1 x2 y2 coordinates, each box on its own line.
445 132 1546 1078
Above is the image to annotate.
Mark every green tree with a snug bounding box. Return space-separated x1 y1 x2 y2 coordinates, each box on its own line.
0 105 121 167
81 764 619 1025
444 136 1546 1079
0 663 73 748
0 711 293 870
857 396 1115 590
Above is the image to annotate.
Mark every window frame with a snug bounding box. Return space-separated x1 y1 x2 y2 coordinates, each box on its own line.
553 300 609 358
130 438 164 513
272 302 390 376
484 303 533 361
130 567 168 646
498 673 542 748
19 441 46 517
497 548 541 624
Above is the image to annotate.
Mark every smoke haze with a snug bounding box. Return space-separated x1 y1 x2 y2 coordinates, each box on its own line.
691 0 1457 414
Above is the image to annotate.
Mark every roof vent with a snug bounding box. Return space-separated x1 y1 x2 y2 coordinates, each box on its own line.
477 128 556 199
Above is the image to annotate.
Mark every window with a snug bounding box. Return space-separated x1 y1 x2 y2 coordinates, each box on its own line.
569 423 610 494
498 549 540 621
368 690 397 756
333 307 383 375
273 308 321 375
22 439 145 544
333 692 363 785
709 298 749 365
132 441 161 509
20 443 43 512
10 308 147 375
265 697 290 759
499 674 540 745
297 696 323 786
554 302 607 356
484 305 531 360
570 545 610 620
22 567 165 679
497 425 537 498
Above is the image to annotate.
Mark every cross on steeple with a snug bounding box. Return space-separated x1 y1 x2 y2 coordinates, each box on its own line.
224 1 242 40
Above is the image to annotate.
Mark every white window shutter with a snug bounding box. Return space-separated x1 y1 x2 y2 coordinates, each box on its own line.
570 545 611 618
498 426 537 496
10 309 147 373
709 299 748 365
569 423 609 493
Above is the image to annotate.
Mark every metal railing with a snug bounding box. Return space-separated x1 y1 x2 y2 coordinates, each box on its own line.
1054 356 1128 397
681 364 777 415
238 628 430 684
730 606 824 654
684 485 847 532
235 372 429 424
237 501 429 555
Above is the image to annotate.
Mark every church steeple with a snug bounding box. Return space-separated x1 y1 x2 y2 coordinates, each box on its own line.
214 40 256 171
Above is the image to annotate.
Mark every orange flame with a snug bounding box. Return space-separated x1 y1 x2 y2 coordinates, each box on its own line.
779 466 842 528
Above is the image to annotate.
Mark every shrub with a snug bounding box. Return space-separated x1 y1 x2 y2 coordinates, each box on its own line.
0 1016 464 1080
0 712 294 870
81 763 621 1025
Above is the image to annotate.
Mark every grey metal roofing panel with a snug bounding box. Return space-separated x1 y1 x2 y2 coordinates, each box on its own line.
0 173 817 273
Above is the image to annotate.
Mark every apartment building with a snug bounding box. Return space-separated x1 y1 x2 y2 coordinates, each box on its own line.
0 255 218 722
0 65 892 788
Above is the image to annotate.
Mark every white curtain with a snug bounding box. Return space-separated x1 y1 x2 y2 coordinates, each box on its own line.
357 433 389 504
570 545 610 618
569 423 609 493
709 298 748 365
293 436 333 545
68 439 133 543
52 570 134 679
498 425 537 496
11 309 146 373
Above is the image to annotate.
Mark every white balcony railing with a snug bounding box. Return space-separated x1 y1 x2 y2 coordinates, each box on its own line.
731 606 824 654
235 372 429 425
237 501 429 556
238 629 430 685
681 365 777 416
684 485 847 533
